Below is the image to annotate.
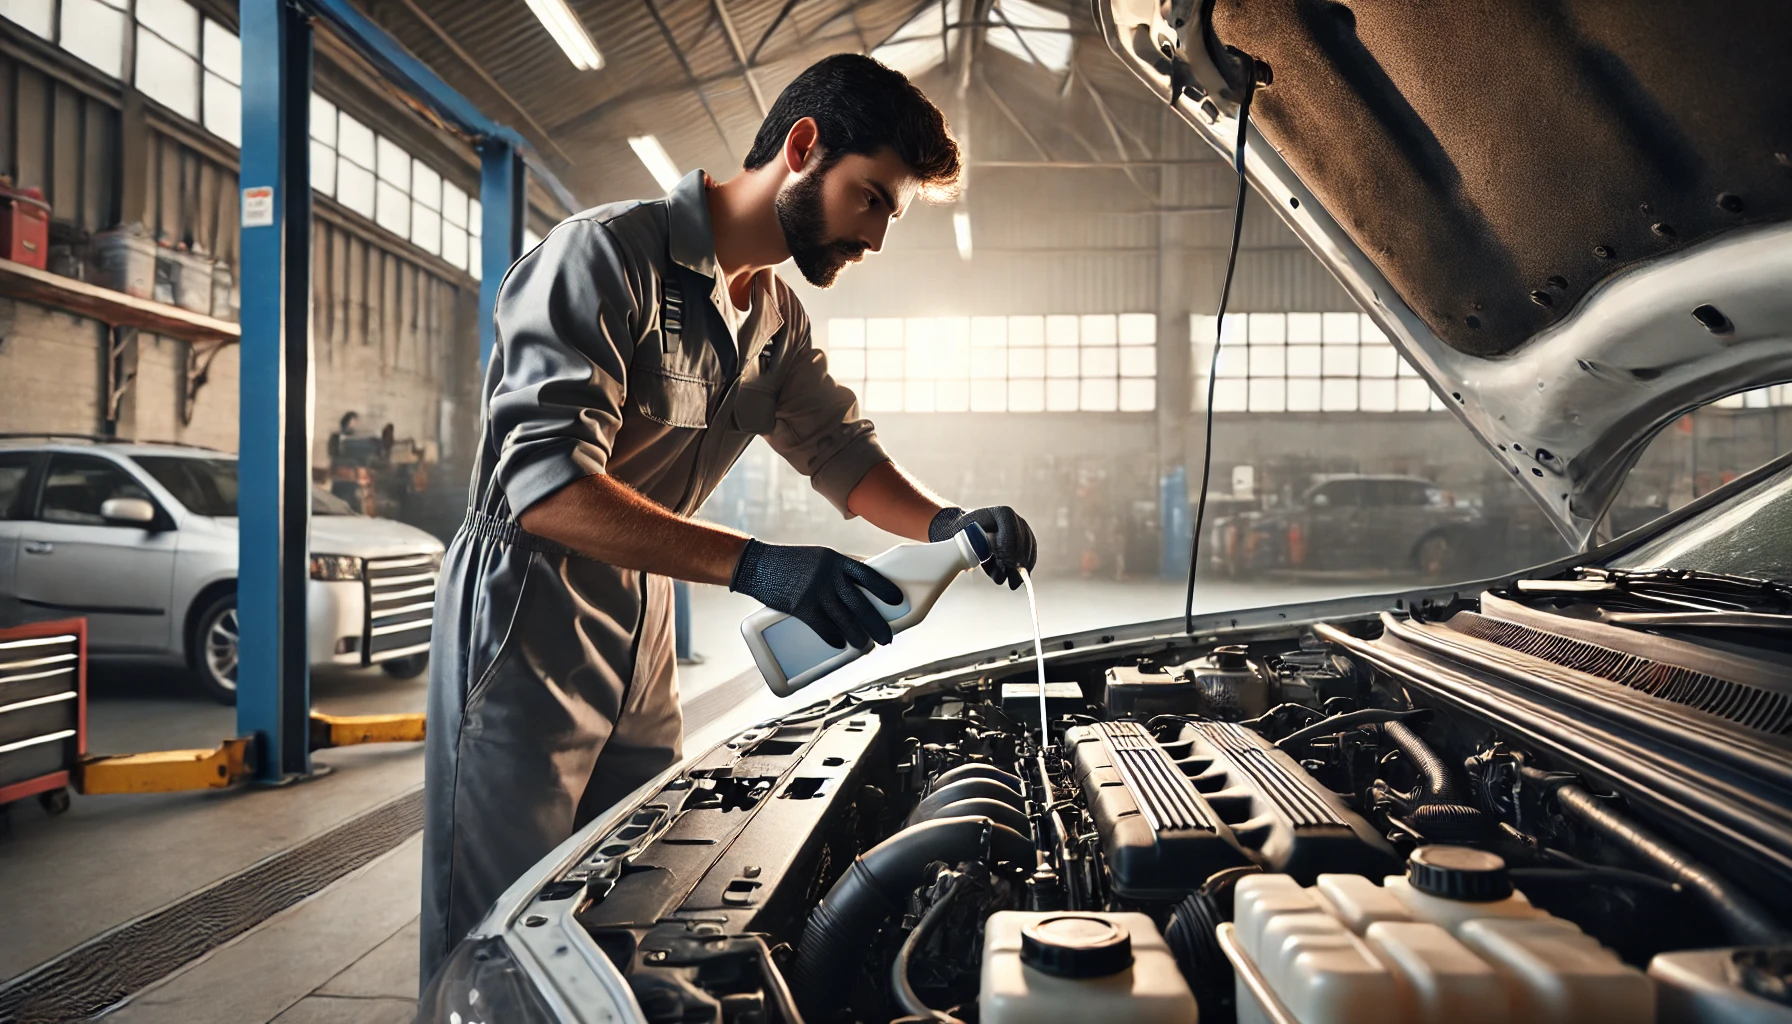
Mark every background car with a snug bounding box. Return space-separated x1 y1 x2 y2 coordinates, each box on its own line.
0 437 442 702
1210 474 1481 578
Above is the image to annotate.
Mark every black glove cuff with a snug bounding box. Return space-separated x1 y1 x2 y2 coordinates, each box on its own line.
928 507 967 544
729 538 770 594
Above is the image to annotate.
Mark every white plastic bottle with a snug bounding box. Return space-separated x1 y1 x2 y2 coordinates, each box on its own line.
740 523 992 697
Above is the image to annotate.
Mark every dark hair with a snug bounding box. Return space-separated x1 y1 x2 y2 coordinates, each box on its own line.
744 53 961 201
339 411 359 431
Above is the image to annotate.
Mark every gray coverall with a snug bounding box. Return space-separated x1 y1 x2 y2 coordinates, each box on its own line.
420 170 891 983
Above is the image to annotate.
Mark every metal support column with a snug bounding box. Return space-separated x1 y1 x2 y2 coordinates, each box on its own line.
478 140 525 369
1157 164 1195 578
237 0 314 781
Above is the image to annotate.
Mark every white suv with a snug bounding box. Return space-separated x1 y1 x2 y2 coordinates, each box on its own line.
0 437 445 703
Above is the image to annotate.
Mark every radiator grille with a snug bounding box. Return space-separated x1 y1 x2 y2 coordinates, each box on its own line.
362 552 439 661
1450 612 1792 736
1097 722 1216 833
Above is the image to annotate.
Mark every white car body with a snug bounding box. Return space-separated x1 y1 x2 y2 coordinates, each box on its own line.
0 438 443 675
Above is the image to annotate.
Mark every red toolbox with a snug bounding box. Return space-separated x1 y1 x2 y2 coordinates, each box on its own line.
0 618 85 817
0 184 51 269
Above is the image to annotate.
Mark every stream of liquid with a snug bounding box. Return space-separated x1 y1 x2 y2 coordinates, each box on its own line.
1018 567 1049 740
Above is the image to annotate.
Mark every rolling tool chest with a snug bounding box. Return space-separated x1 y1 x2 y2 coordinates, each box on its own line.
0 619 85 817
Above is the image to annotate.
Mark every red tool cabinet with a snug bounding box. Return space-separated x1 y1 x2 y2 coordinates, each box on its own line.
0 618 85 816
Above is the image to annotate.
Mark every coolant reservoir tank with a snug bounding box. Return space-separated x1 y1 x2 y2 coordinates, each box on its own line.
1194 644 1269 718
981 911 1197 1024
1229 851 1654 1023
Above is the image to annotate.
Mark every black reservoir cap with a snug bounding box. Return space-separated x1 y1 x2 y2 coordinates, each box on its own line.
1020 915 1134 978
1408 845 1513 902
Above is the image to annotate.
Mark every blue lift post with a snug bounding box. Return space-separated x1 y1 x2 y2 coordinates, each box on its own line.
237 0 314 781
479 141 525 370
237 0 569 780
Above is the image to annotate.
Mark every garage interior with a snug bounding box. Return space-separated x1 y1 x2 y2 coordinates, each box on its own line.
0 0 1786 1021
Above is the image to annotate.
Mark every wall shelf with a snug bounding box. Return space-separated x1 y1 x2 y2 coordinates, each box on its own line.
0 258 240 346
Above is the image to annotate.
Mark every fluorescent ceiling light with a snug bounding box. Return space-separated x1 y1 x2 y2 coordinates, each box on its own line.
524 0 603 71
629 135 683 192
954 210 973 261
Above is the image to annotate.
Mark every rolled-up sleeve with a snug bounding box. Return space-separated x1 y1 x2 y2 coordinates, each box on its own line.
488 218 642 516
765 312 890 517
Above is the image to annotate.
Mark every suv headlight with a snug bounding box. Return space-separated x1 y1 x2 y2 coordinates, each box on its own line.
309 554 364 581
419 938 556 1023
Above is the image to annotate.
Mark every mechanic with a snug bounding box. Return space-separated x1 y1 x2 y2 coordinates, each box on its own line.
421 53 1039 984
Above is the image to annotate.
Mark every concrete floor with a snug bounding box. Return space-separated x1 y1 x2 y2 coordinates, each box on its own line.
1 574 1375 1021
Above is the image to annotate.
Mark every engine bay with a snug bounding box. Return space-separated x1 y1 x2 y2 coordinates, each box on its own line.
533 583 1792 1023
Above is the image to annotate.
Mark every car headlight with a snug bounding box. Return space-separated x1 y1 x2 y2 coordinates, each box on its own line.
309 554 363 581
419 937 556 1024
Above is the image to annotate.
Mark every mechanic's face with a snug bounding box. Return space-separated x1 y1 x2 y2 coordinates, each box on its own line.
776 146 920 288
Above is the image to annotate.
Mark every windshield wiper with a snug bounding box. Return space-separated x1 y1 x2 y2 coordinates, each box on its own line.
1515 567 1792 614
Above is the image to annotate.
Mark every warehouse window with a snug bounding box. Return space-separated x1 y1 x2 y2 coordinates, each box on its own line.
1193 312 1445 413
200 19 240 146
441 180 469 270
467 198 483 280
134 0 200 119
826 314 1155 414
307 92 477 271
0 0 57 41
60 0 127 79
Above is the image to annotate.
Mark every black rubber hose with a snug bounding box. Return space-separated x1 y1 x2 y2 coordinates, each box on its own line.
910 796 1031 837
1273 708 1425 750
1547 779 1788 945
789 816 1033 1020
926 763 1022 795
891 872 967 1024
904 778 1026 827
1381 720 1461 804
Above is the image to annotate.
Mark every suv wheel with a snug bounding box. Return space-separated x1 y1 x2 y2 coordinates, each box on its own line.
381 653 428 679
189 592 239 705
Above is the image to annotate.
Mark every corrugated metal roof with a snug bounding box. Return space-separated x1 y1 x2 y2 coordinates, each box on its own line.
343 0 1347 318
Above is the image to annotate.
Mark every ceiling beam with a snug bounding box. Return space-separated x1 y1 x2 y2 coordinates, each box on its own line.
973 159 1219 168
748 0 804 66
642 0 735 155
712 0 770 117
979 71 1052 161
390 0 573 166
544 24 866 139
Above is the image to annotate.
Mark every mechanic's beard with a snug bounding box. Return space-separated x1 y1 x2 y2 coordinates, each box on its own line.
775 172 866 288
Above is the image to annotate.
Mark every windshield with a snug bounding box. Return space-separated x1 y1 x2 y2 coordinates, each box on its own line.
1611 463 1792 583
132 455 358 517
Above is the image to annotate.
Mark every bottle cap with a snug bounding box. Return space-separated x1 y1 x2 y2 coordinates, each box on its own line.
1407 845 1513 902
1020 915 1133 978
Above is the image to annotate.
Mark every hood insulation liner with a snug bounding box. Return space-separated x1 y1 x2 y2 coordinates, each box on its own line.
1209 0 1792 356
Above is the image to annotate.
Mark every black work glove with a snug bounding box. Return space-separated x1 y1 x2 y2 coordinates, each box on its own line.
930 506 1037 589
730 539 905 650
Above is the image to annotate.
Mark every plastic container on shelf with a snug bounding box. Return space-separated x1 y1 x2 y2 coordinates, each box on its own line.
1227 848 1654 1024
980 911 1197 1024
209 262 238 321
739 523 990 697
164 247 214 314
0 184 51 269
92 225 156 298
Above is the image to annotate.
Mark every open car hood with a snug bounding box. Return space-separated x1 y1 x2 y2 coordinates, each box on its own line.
1097 0 1792 547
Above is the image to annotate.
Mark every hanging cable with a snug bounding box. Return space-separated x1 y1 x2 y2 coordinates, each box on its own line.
1187 58 1261 635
